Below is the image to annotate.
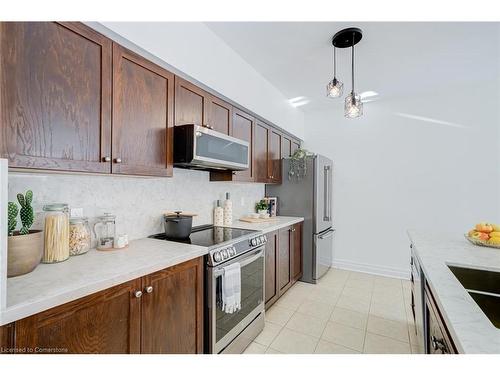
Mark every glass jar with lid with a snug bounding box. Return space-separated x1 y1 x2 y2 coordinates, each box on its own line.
69 217 91 256
42 203 70 263
93 213 116 250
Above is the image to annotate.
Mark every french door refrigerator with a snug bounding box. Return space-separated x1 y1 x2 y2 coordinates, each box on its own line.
266 154 334 284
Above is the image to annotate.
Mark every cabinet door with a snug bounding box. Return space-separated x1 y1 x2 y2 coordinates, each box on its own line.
291 141 300 155
254 121 270 182
0 22 112 173
208 95 232 135
14 279 142 354
265 231 279 308
282 136 292 158
231 108 254 182
141 257 204 354
0 323 15 352
278 226 292 294
112 44 174 177
268 129 282 183
174 76 208 127
291 223 303 282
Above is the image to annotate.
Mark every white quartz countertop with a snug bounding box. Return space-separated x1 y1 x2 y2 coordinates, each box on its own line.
1 238 208 325
407 231 500 354
226 216 304 233
1 216 303 325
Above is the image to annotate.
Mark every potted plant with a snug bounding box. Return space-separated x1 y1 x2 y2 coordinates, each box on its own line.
255 200 269 217
7 190 43 277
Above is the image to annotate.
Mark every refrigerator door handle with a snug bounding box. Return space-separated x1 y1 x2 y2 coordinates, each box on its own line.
318 228 335 240
323 165 331 221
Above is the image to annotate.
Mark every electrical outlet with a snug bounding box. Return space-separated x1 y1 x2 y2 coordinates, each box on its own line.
70 207 84 217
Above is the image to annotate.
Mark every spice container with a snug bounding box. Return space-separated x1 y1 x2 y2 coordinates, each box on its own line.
69 217 91 256
42 203 70 263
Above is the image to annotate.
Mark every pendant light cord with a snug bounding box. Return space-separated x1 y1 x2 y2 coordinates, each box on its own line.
351 32 355 94
333 46 336 77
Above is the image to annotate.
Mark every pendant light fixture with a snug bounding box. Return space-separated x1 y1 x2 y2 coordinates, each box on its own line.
331 27 364 118
326 46 343 98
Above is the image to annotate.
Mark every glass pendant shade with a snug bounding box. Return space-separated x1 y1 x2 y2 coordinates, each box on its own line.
344 93 363 118
326 77 343 98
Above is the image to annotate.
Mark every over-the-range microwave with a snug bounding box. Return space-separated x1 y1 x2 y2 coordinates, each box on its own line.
174 124 250 171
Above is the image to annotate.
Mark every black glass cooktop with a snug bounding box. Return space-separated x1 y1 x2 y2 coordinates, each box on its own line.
149 224 257 247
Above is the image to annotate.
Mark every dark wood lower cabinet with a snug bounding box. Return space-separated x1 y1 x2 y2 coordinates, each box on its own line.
8 257 204 354
264 230 279 309
291 222 303 282
0 323 15 353
15 278 142 354
265 224 303 309
141 257 204 354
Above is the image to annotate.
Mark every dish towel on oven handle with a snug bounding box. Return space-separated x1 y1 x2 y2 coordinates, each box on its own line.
221 262 241 314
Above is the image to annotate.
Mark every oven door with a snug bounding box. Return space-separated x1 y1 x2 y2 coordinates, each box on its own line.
207 246 265 354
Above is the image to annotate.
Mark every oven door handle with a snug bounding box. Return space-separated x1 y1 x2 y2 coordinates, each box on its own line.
213 247 264 277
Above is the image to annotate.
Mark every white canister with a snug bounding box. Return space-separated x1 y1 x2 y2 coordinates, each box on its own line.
223 192 233 226
214 200 224 226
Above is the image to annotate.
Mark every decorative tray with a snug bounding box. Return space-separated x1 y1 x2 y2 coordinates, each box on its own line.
464 234 500 249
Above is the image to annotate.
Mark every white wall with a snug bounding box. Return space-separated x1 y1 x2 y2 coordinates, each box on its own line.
91 22 305 140
304 82 500 278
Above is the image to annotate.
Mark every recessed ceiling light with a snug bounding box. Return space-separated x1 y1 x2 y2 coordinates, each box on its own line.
360 91 379 99
288 96 310 107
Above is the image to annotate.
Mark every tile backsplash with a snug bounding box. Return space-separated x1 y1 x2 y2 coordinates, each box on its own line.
8 168 264 241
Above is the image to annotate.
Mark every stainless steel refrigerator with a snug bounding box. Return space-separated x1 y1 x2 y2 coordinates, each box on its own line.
266 154 334 284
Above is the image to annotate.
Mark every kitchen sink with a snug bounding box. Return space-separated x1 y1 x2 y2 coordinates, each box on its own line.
448 265 500 329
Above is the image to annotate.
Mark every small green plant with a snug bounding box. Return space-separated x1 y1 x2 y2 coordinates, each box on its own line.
288 148 312 181
8 202 18 236
255 200 268 212
17 190 34 235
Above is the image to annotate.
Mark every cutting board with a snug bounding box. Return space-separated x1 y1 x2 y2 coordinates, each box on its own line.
239 216 279 223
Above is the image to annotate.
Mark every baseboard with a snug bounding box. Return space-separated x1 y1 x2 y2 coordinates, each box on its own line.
332 258 410 280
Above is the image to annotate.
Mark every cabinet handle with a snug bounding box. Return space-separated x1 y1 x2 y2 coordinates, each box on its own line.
114 158 122 163
103 156 111 162
232 172 237 175
431 335 447 353
134 290 143 298
145 286 153 294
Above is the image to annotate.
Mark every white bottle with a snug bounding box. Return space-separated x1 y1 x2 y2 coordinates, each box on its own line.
214 200 224 226
223 192 233 226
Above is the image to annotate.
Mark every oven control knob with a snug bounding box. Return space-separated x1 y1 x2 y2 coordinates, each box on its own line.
229 247 236 256
213 251 222 263
221 248 229 259
251 238 257 246
260 235 267 243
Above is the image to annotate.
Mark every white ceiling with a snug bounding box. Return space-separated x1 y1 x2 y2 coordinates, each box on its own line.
205 22 500 112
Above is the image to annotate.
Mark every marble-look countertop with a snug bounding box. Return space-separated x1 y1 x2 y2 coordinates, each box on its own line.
1 216 303 325
1 238 208 325
226 216 304 233
407 231 500 354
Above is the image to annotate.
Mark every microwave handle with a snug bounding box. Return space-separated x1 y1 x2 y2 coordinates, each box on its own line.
213 247 264 277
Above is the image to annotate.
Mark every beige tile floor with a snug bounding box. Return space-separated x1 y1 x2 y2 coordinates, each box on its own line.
244 267 422 354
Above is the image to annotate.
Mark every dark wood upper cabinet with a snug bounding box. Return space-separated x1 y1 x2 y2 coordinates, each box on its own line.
174 76 208 127
268 129 282 183
112 44 174 177
14 278 142 354
282 136 292 158
208 95 232 135
291 222 303 282
140 257 204 354
291 140 300 155
0 22 112 173
278 226 292 293
265 230 279 309
254 121 270 183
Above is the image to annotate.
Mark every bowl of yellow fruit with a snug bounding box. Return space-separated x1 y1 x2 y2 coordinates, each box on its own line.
465 222 500 249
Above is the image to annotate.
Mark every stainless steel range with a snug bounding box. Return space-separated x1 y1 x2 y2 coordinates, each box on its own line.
150 225 266 354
